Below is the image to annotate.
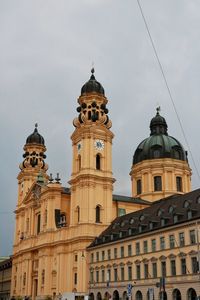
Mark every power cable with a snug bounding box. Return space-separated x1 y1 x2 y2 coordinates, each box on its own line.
136 0 200 180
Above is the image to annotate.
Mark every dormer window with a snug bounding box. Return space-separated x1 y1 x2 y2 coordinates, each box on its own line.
184 200 190 209
187 210 192 220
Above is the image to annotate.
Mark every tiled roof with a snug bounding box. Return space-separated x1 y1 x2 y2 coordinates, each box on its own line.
113 194 150 205
88 189 200 248
61 187 150 205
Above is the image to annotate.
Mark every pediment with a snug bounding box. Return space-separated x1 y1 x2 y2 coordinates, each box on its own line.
22 182 43 205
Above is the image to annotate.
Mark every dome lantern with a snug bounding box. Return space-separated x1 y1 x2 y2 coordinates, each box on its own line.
26 123 45 146
81 68 105 95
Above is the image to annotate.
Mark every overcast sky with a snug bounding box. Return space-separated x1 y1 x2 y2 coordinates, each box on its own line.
1 0 200 256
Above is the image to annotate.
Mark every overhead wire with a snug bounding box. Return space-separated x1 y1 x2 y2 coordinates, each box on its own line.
136 0 200 181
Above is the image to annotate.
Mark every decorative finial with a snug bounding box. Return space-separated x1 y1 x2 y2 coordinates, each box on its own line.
55 173 61 183
34 123 38 132
156 106 161 115
49 173 54 182
91 67 95 74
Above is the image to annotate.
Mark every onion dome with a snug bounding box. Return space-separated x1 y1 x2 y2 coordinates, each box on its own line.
133 108 188 165
81 68 105 95
26 124 45 145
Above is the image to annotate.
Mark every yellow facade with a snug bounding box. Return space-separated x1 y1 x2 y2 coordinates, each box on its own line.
11 71 196 300
11 71 149 300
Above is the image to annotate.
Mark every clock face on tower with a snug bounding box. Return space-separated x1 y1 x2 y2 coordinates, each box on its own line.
94 139 104 150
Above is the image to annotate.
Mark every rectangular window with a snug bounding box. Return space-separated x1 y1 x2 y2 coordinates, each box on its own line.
190 230 196 244
128 266 132 280
118 208 126 216
91 253 94 263
179 232 185 247
114 268 118 281
161 261 166 277
90 271 94 283
75 254 78 262
181 258 187 275
37 214 41 234
128 244 132 256
151 239 156 252
121 267 124 281
136 242 140 255
170 260 176 276
102 251 105 261
176 176 182 192
96 270 99 283
121 246 124 258
101 269 105 282
154 176 162 191
107 269 111 282
137 179 142 194
152 262 157 278
96 252 99 262
107 249 111 260
143 240 148 253
114 248 117 259
136 265 141 280
169 235 175 249
160 236 165 250
74 273 77 285
144 264 149 279
191 257 199 273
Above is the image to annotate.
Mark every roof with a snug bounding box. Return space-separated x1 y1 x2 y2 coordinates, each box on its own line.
88 188 200 248
61 188 150 205
133 110 188 165
113 194 150 205
0 257 12 270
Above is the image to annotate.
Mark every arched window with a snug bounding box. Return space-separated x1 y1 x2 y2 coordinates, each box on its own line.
23 272 26 286
154 176 162 191
96 154 101 170
37 214 41 234
96 205 101 223
78 155 81 171
88 111 91 120
77 206 80 223
176 176 182 192
44 209 48 225
137 179 142 195
42 269 45 285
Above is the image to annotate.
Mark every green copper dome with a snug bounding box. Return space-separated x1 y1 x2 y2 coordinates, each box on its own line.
133 109 188 165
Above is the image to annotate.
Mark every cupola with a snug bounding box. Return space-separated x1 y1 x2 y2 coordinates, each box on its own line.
81 68 104 95
130 108 191 201
26 124 45 145
133 108 187 165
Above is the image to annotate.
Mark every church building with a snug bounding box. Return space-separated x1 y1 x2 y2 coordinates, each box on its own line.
11 70 199 300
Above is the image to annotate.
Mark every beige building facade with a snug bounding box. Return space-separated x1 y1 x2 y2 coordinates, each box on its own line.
11 70 196 300
0 257 12 300
87 190 200 300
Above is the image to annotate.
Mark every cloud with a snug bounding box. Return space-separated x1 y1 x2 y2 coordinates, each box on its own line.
1 0 200 255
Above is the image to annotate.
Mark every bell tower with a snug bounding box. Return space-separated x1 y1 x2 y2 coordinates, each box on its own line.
17 124 48 206
69 69 115 227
